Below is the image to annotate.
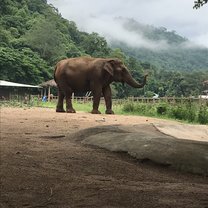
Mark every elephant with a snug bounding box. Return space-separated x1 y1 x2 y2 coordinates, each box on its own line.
54 57 148 114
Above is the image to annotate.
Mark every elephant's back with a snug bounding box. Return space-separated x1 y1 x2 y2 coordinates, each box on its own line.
54 57 94 87
57 57 104 73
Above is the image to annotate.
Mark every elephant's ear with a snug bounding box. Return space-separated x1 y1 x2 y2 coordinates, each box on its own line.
104 60 114 76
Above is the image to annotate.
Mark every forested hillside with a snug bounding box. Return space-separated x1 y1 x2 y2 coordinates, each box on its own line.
0 0 112 84
110 18 208 72
0 0 207 97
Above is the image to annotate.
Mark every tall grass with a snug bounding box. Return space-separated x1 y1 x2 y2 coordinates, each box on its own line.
1 98 207 124
122 100 208 124
0 98 107 113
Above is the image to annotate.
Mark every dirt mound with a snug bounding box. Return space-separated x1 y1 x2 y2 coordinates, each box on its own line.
69 124 208 175
155 123 208 142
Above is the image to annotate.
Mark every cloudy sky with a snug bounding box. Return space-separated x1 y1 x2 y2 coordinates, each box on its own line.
48 0 208 48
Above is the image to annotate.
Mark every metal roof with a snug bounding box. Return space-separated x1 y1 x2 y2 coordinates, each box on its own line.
40 79 57 87
0 80 42 88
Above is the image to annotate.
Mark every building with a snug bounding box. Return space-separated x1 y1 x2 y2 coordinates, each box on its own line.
0 80 42 100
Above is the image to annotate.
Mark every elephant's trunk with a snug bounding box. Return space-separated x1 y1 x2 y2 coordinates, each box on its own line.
124 73 148 88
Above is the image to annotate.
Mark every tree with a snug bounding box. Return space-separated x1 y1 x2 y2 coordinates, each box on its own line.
109 48 126 62
0 27 12 46
24 17 66 64
80 32 110 57
66 43 83 58
0 47 51 84
193 0 208 9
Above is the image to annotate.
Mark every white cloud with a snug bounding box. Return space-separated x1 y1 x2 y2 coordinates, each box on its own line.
83 17 170 50
48 0 208 48
191 32 208 48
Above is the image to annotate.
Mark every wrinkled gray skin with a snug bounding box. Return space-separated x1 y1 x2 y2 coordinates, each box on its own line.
54 57 148 114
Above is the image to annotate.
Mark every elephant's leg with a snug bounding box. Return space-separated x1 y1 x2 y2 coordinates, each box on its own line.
65 89 76 113
91 85 102 114
56 88 65 112
103 85 114 114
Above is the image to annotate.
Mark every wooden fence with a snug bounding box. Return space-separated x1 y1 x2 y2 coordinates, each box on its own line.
1 93 207 105
29 95 208 105
125 96 208 104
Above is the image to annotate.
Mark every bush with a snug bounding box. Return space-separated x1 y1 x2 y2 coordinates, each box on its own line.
123 102 157 116
123 102 135 112
164 100 196 123
156 103 167 115
122 100 208 124
198 105 208 124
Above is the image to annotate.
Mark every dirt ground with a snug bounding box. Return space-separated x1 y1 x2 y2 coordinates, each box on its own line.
0 107 208 208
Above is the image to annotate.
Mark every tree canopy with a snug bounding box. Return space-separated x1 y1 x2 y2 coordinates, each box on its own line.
193 0 208 9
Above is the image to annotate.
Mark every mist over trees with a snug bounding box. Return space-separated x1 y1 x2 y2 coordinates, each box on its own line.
110 18 208 72
0 0 207 97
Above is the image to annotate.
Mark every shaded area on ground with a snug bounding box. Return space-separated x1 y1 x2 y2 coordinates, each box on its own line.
69 124 208 175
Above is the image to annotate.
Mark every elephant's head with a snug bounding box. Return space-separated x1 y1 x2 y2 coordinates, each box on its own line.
104 59 148 88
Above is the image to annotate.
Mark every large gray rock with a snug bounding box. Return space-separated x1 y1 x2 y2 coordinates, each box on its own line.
68 124 208 175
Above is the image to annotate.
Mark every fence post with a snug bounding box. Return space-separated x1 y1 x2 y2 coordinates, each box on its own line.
72 93 74 103
48 86 51 102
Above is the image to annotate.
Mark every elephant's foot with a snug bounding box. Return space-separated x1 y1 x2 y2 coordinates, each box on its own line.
56 108 66 113
91 109 101 114
66 108 76 113
105 109 114 114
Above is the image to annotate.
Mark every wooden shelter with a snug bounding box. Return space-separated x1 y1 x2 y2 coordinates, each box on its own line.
0 80 42 101
40 79 57 101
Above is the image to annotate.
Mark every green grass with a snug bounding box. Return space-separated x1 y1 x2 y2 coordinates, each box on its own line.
1 99 207 124
122 101 208 124
0 99 117 113
34 100 124 114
